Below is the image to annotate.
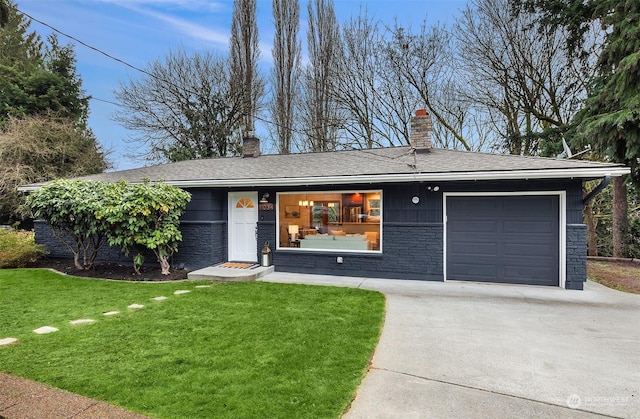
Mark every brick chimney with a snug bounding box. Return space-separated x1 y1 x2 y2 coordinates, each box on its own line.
242 134 260 158
410 109 432 152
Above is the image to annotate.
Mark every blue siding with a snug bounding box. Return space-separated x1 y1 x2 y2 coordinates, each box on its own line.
33 179 589 288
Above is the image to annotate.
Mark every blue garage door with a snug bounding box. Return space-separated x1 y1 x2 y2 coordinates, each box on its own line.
446 195 559 286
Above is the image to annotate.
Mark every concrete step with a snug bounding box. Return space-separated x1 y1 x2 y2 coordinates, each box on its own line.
187 264 274 281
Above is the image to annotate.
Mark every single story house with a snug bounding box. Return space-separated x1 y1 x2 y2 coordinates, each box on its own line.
24 111 629 289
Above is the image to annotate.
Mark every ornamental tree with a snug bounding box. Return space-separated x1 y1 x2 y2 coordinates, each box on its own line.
26 179 108 270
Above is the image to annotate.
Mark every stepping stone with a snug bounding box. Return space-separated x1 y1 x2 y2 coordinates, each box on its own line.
103 311 120 316
70 319 96 326
128 303 144 309
152 296 168 301
195 285 211 288
33 326 58 335
174 290 190 295
0 337 19 346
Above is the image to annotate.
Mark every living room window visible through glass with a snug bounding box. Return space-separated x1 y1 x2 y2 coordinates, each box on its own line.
277 191 381 252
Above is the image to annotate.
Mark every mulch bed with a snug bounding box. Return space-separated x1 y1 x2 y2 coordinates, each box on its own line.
26 257 188 281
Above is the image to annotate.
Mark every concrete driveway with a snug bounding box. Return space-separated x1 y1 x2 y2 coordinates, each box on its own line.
261 273 640 419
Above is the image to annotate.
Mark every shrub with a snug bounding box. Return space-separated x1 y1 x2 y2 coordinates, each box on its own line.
97 180 191 275
26 179 110 270
0 229 47 268
27 179 191 275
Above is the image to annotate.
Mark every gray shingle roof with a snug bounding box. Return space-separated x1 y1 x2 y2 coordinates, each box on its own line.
21 146 629 190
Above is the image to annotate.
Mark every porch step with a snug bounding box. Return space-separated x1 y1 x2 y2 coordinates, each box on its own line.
187 264 274 281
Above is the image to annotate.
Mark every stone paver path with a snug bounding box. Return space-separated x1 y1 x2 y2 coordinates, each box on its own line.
70 318 96 326
0 338 19 346
33 326 58 335
2 281 215 351
0 280 220 417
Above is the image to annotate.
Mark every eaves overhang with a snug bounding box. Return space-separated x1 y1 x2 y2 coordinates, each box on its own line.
129 167 635 188
17 166 630 192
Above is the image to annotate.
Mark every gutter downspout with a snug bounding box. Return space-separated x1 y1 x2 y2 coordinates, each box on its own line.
583 175 611 204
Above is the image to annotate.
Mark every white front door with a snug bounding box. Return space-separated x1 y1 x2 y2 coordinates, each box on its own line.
228 192 258 262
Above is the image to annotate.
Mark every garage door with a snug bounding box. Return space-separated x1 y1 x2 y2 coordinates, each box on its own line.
446 195 559 286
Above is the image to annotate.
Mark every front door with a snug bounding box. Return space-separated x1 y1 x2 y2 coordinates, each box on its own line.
228 192 258 262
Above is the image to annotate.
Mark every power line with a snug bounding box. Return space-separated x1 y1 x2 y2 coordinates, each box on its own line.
90 97 120 107
16 7 412 162
17 8 157 80
17 8 297 132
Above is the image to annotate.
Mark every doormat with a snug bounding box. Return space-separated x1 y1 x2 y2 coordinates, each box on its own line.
218 262 258 269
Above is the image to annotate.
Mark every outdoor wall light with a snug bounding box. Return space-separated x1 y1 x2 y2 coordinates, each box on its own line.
260 193 270 203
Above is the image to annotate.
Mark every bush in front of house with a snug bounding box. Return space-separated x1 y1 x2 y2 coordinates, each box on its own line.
0 228 47 268
26 179 191 275
26 179 110 270
96 180 191 275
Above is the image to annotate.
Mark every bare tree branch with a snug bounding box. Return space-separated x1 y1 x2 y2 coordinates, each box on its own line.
113 49 244 163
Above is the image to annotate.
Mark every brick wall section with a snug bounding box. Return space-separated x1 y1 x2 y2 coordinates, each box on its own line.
242 136 260 157
410 111 433 150
34 219 225 271
34 220 131 263
257 221 275 263
261 220 443 280
174 221 226 270
566 224 587 290
34 220 68 259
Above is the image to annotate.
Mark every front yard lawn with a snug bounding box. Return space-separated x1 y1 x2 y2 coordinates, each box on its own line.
0 269 385 418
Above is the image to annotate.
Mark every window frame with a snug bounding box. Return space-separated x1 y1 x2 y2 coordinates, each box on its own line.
276 189 382 253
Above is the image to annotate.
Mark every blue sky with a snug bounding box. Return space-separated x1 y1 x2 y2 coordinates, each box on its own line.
18 0 467 170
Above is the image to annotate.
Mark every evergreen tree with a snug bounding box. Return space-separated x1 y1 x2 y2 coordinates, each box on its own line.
515 1 640 177
0 0 41 68
1 1 10 27
0 0 107 223
516 0 640 257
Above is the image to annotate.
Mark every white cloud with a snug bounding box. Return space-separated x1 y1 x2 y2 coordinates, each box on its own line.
103 2 231 48
95 0 226 13
139 8 230 46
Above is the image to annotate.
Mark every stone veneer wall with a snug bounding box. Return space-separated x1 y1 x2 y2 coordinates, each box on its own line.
566 224 587 290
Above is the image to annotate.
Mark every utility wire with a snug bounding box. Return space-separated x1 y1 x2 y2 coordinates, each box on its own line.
17 7 412 163
90 97 121 107
17 8 157 80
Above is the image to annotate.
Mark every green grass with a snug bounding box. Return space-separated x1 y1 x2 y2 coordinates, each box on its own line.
0 269 385 418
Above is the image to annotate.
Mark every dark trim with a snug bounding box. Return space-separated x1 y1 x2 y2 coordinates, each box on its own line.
179 220 227 225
